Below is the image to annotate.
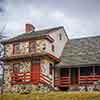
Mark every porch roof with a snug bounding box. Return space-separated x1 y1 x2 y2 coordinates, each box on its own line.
56 63 100 68
57 35 100 67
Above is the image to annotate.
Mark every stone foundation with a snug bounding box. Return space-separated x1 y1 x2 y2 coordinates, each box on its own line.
3 83 54 93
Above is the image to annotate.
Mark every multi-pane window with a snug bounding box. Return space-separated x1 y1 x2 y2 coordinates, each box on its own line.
13 43 20 54
29 41 36 53
13 63 20 73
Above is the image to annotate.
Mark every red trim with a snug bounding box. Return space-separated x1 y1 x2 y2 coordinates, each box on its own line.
55 67 100 87
13 43 20 55
45 35 54 42
40 73 52 84
47 53 60 62
11 72 32 85
1 52 60 62
55 76 70 87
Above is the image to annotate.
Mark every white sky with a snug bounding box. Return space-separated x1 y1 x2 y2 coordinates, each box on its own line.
0 0 100 39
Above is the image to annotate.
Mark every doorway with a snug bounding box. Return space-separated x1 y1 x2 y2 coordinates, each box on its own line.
31 63 40 84
71 68 78 84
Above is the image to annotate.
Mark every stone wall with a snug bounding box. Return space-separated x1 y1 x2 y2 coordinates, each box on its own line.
3 58 55 92
5 44 13 57
4 39 47 57
3 64 12 92
41 58 54 87
3 60 31 92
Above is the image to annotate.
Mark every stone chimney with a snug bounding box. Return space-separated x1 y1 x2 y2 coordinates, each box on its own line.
25 23 35 33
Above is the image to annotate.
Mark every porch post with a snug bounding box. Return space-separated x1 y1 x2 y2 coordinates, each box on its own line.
93 66 95 76
78 67 80 85
69 68 71 85
93 66 95 85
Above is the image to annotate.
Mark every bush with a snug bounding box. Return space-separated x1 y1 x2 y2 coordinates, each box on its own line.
0 92 100 100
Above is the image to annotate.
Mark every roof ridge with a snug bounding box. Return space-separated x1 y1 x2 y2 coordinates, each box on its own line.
36 26 64 32
70 35 100 41
1 26 64 44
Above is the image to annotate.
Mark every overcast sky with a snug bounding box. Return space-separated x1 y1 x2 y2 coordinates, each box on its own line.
0 0 100 38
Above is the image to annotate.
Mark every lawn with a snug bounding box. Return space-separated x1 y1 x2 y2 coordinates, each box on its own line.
0 92 100 100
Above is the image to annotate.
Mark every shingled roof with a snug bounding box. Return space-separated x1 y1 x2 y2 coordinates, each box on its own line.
58 36 100 67
1 26 63 44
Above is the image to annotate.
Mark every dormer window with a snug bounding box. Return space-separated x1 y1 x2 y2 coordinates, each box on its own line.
51 44 55 52
59 33 62 40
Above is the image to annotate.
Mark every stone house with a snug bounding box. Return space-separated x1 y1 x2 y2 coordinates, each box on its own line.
0 24 100 92
0 24 68 92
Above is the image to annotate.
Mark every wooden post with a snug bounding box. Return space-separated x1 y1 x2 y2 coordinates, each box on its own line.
78 67 80 85
69 68 71 85
93 66 95 84
93 66 95 76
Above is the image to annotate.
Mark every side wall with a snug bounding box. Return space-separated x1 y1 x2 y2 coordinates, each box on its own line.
4 39 47 57
3 58 55 92
40 58 54 87
3 60 31 92
47 28 68 58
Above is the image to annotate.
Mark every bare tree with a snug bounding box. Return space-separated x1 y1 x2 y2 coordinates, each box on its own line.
0 25 7 94
0 25 6 39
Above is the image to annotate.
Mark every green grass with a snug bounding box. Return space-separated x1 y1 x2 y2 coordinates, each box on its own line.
0 92 100 100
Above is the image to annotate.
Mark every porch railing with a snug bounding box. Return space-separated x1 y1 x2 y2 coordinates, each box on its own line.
79 75 100 84
11 72 33 84
55 76 71 87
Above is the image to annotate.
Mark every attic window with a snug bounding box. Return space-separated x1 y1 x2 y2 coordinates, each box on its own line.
51 44 55 52
59 33 62 40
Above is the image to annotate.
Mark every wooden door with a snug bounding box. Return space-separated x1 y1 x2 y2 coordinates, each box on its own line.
32 63 40 84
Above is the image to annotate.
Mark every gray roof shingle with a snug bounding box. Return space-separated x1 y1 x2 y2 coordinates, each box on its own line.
58 36 100 67
1 26 63 43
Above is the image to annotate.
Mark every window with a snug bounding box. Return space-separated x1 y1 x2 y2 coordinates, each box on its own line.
51 45 55 52
59 33 62 40
49 63 53 75
80 67 93 76
60 68 69 76
29 41 36 53
13 63 20 73
42 43 46 50
95 67 100 75
13 43 20 54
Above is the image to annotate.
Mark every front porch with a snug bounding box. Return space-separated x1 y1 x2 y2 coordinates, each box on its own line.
54 65 100 88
